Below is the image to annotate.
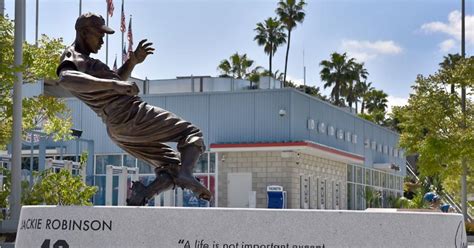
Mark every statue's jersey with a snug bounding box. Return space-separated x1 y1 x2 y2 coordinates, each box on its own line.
56 46 137 122
56 45 204 168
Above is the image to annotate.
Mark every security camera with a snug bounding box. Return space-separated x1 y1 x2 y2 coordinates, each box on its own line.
279 109 286 117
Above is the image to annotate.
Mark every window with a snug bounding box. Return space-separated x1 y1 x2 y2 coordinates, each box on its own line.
365 169 371 185
356 166 363 184
137 160 154 174
347 164 353 182
123 155 136 168
95 154 122 174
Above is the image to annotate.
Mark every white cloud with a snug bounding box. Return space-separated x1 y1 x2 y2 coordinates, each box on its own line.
421 10 474 51
439 39 456 52
341 40 403 62
387 95 408 113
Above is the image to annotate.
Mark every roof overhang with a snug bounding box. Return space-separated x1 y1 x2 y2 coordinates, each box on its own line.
373 163 401 172
210 141 364 165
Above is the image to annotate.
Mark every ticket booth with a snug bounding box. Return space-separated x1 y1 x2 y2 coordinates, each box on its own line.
267 185 287 209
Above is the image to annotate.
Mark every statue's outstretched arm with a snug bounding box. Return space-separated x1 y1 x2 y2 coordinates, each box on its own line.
117 39 154 80
59 69 139 95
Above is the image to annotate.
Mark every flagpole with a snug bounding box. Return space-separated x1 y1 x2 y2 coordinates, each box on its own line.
79 0 82 16
106 5 109 66
35 0 39 46
121 0 124 65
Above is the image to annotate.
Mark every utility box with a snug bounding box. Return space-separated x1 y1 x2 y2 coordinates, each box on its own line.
267 185 287 209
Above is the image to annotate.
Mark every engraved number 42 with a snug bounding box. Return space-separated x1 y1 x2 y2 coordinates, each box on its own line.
41 239 69 248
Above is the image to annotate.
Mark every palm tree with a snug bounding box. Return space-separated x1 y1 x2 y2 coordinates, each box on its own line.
276 0 306 86
439 53 462 94
254 17 287 81
365 89 388 113
357 81 373 114
217 53 263 88
348 63 368 113
247 66 264 88
217 53 254 79
319 52 355 106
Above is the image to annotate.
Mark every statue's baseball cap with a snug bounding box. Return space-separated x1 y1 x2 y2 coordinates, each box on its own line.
75 13 115 34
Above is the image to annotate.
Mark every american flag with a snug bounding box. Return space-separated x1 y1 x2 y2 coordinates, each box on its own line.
106 0 114 17
127 16 133 57
120 2 126 33
122 45 127 62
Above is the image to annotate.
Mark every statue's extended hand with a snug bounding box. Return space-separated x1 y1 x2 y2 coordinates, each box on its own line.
129 39 154 65
115 80 139 96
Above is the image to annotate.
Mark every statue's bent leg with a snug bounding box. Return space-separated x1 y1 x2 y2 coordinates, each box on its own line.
175 144 212 201
116 141 180 206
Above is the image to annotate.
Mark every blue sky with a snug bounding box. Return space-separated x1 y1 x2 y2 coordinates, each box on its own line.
4 0 474 110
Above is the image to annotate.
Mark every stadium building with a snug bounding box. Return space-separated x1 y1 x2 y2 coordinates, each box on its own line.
9 76 406 210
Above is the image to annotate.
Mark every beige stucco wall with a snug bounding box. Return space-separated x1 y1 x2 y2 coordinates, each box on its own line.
217 151 347 209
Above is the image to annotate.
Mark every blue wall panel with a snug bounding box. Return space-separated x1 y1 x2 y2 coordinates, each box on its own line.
290 91 310 141
165 94 210 146
254 91 290 142
209 92 255 144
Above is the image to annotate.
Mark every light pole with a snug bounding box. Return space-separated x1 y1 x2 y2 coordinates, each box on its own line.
11 0 25 227
460 0 468 221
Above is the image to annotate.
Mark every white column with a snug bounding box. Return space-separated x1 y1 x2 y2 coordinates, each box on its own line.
117 167 128 206
163 190 175 206
215 152 219 207
105 165 113 206
176 188 183 207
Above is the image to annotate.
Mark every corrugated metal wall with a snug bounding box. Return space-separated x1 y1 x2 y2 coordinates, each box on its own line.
63 88 405 172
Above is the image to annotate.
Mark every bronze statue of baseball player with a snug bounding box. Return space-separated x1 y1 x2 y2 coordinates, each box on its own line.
56 13 212 206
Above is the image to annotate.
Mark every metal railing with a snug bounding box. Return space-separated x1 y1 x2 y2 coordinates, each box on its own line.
406 160 473 222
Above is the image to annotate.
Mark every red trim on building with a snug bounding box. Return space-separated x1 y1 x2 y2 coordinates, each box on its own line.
210 141 364 161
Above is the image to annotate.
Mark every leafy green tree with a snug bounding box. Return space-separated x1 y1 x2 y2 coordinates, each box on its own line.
439 53 462 94
276 0 306 85
26 169 97 206
0 16 72 149
0 167 97 211
398 67 473 180
319 52 355 106
384 105 406 132
254 17 287 79
297 85 327 101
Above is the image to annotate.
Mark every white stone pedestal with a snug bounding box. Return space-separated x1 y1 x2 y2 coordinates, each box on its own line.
16 206 467 248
